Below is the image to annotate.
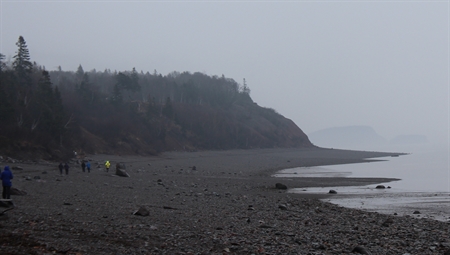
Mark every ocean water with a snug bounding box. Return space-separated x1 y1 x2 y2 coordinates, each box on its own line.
275 143 450 221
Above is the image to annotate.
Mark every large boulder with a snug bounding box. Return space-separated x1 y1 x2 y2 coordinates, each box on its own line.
115 163 130 177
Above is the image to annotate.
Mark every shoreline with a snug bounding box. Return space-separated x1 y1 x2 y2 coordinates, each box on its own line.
2 147 449 254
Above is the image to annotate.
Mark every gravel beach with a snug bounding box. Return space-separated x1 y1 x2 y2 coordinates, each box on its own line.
1 147 449 255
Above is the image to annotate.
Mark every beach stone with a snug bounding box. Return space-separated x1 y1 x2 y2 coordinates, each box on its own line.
275 183 287 190
329 189 337 194
382 218 394 227
10 187 27 196
376 185 385 189
278 204 287 210
413 211 421 214
12 166 23 170
352 246 370 254
115 163 130 177
134 206 150 216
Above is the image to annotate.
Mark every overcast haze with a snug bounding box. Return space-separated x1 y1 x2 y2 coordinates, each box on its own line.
1 1 448 145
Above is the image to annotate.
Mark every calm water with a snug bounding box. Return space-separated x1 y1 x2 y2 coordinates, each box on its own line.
275 143 450 221
276 143 449 192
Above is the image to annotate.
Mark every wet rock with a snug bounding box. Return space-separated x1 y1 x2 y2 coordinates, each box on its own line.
413 211 421 214
275 183 287 190
329 190 337 194
352 246 370 254
375 185 385 189
278 204 287 210
133 206 150 216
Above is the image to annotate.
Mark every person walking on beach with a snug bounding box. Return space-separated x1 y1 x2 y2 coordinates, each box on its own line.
81 161 86 172
0 166 13 199
64 163 69 175
86 161 91 173
58 163 64 175
105 160 111 172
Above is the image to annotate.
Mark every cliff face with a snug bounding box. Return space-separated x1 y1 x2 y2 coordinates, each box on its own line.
72 100 313 157
0 67 313 159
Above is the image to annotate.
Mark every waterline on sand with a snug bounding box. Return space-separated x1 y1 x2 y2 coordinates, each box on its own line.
275 145 450 221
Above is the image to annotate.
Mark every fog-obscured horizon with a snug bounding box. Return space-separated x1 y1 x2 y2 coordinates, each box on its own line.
1 1 448 145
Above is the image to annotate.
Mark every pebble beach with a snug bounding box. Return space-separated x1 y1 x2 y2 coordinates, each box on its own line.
1 147 449 254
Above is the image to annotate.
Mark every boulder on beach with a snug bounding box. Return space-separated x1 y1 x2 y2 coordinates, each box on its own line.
275 183 287 190
329 190 337 194
375 185 385 189
115 163 130 177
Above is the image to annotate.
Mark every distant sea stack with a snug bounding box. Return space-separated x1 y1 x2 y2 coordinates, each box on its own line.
308 125 387 149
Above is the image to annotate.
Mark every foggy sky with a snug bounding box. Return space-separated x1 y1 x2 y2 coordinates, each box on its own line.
1 1 448 145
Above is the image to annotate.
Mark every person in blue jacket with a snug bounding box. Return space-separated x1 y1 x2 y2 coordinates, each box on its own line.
0 166 13 199
86 161 91 173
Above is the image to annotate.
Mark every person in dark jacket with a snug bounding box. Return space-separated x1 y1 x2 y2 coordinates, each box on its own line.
64 163 69 175
0 166 13 199
86 161 91 173
58 163 64 175
81 161 86 172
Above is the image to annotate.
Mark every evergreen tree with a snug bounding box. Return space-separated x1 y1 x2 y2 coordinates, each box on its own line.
162 97 174 119
12 36 33 85
77 73 94 104
33 70 55 132
0 53 5 73
76 64 84 80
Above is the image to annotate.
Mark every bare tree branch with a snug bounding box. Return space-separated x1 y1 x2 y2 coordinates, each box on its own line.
64 114 74 129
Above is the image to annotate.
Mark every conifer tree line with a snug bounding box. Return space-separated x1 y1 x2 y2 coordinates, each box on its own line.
0 36 311 159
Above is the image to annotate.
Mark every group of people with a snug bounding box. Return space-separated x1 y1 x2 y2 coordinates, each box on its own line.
58 160 112 175
1 166 13 200
0 159 111 201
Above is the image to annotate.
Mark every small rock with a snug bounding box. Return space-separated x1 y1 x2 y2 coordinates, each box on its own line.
10 187 27 195
133 206 150 216
413 211 421 214
275 183 287 190
329 190 337 194
352 246 369 254
278 204 287 210
376 185 385 189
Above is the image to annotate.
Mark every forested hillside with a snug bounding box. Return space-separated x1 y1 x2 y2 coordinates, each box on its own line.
0 36 313 160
